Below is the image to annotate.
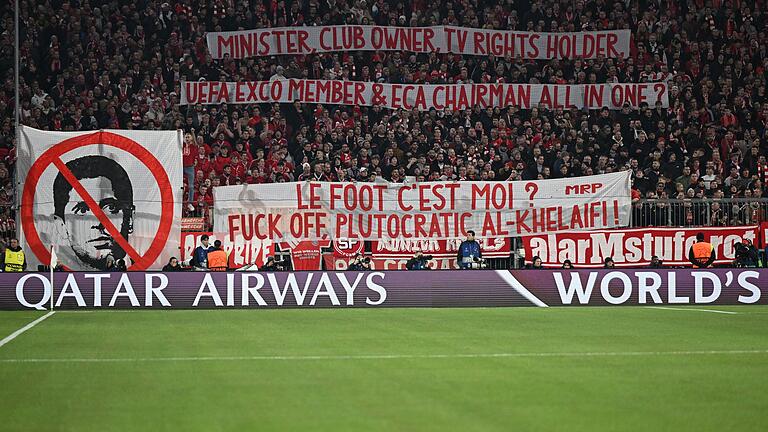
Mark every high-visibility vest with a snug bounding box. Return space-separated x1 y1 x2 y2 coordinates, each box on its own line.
4 248 25 272
207 250 228 271
691 242 713 268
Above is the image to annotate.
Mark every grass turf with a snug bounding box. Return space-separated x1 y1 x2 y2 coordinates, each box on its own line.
0 306 766 431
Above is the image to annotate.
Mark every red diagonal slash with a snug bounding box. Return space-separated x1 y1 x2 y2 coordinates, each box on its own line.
52 157 142 264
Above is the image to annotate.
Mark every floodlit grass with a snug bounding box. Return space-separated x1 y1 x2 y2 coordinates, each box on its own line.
0 306 767 431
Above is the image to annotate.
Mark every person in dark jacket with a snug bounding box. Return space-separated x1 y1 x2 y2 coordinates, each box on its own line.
648 255 663 268
561 259 574 269
457 230 482 269
528 256 543 269
406 250 432 270
162 257 184 271
734 239 759 268
115 259 128 272
191 235 215 269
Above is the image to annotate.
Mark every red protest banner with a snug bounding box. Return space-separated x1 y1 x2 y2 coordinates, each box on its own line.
181 80 669 110
523 226 760 268
206 26 631 59
215 173 633 242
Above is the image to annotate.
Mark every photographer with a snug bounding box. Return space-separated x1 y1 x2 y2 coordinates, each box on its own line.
457 230 483 269
348 253 372 271
648 256 663 268
260 256 283 271
734 239 759 268
406 250 433 270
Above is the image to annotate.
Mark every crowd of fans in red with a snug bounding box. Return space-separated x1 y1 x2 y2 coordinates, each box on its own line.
1 0 768 237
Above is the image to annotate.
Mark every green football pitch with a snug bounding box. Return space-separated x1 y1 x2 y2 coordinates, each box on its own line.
1 306 766 431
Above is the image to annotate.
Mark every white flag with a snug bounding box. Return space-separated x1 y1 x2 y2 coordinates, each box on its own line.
50 245 58 268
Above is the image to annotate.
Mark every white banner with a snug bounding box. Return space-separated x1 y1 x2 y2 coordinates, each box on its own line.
214 172 632 242
181 80 669 110
17 126 183 271
207 26 630 59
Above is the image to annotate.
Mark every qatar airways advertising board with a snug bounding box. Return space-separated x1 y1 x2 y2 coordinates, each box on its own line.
2 269 765 310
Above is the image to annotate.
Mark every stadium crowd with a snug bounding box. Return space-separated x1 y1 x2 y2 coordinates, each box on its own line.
1 0 768 238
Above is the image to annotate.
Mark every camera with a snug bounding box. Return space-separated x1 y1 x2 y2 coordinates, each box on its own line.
465 257 487 269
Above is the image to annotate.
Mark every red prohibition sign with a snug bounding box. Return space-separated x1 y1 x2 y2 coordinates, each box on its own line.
21 131 174 270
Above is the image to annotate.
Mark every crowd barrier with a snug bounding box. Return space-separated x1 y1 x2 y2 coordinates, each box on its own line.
3 269 765 310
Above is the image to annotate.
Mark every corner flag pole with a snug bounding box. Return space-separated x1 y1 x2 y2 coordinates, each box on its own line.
49 245 58 311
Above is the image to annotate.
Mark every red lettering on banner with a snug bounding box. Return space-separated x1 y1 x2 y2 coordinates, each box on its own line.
184 82 199 104
297 30 312 53
273 30 285 53
235 83 246 103
528 34 540 58
423 28 436 52
319 28 331 50
354 82 365 105
473 31 486 55
611 84 648 108
398 185 413 211
444 27 456 51
228 214 280 241
308 183 322 209
515 209 531 234
228 214 239 241
606 33 619 57
414 214 427 237
329 183 342 210
258 32 271 55
584 85 604 107
391 84 404 109
418 184 432 211
571 204 584 229
539 86 552 108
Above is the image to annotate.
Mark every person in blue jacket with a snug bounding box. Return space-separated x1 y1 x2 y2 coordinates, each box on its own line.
191 234 215 269
457 230 482 269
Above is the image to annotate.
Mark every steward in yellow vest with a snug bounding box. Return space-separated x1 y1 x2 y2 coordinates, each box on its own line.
1 239 27 272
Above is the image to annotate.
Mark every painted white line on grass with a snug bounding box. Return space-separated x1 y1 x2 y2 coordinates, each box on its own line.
645 306 738 315
1 349 766 363
0 311 56 349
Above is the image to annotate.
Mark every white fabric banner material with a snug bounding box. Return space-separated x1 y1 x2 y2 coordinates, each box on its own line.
17 126 183 271
180 80 669 110
214 171 633 242
206 26 631 59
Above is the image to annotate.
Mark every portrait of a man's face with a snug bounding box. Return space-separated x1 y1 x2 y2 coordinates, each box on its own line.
53 155 135 270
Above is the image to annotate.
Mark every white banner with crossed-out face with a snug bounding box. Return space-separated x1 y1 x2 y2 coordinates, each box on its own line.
17 127 182 271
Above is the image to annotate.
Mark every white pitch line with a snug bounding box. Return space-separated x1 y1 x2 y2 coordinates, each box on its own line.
645 306 738 315
0 311 56 349
1 349 766 364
